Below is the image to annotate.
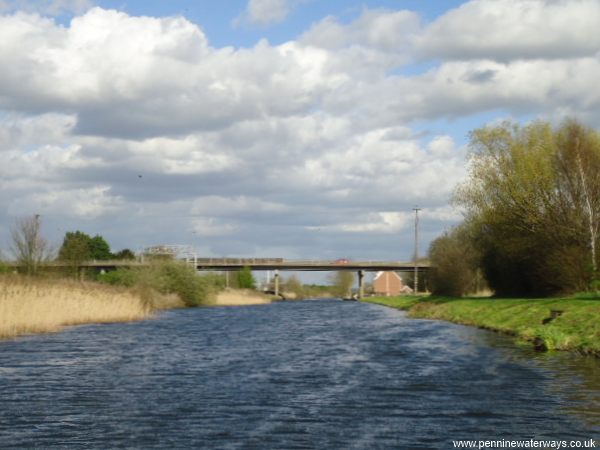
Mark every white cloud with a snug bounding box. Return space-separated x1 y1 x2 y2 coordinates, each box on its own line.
332 56 600 126
8 185 124 218
0 0 93 16
190 218 237 237
302 8 420 53
1 2 599 260
191 196 289 217
421 205 463 223
418 0 600 61
428 136 455 158
327 212 410 234
300 8 420 78
242 0 291 26
0 113 76 150
0 9 349 138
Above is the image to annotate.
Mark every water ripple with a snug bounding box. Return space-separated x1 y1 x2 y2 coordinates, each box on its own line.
0 299 598 449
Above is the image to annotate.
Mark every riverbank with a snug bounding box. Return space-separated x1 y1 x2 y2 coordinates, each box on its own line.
0 274 279 339
0 275 159 339
363 295 600 356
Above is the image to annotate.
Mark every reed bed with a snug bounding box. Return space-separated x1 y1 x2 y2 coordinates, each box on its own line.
211 288 273 306
0 275 152 339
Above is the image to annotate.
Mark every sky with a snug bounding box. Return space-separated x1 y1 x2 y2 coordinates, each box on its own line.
1 0 600 269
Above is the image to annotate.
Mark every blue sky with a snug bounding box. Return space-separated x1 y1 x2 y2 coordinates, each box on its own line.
0 0 599 278
91 1 466 47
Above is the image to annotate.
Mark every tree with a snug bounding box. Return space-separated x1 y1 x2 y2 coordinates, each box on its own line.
402 257 432 292
330 271 354 298
11 215 51 275
237 266 256 289
554 121 600 276
455 119 600 295
428 225 481 297
58 231 92 277
283 274 304 299
58 231 92 262
89 235 113 260
114 248 136 260
58 231 115 262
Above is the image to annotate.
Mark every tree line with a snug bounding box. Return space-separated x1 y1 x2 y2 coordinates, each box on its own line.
6 217 135 275
429 119 600 297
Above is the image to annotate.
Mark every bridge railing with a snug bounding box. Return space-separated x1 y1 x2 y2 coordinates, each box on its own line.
5 258 430 270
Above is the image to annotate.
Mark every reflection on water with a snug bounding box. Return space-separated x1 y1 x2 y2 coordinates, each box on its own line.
532 352 600 426
0 299 598 449
471 326 600 427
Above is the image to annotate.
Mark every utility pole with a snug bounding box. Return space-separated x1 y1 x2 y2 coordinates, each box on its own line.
413 206 421 294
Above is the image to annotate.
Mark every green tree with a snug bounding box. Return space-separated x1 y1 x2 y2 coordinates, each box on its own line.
237 266 256 289
58 231 92 262
114 248 136 260
89 235 113 260
58 231 93 277
428 225 481 297
456 119 600 295
402 258 432 292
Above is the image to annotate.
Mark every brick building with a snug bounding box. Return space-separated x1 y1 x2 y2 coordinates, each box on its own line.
373 271 412 296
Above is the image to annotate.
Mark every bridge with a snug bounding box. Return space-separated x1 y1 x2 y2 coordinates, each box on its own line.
80 257 430 299
12 258 430 299
185 257 428 272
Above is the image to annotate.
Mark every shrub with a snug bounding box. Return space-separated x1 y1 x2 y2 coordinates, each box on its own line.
0 256 11 274
283 274 304 299
237 266 256 289
158 261 208 307
97 261 223 307
97 268 140 287
428 225 482 297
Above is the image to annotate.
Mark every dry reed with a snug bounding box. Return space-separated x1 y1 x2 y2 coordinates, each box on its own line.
211 288 273 306
0 275 152 339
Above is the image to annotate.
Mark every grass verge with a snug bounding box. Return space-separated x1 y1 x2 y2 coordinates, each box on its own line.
363 295 600 356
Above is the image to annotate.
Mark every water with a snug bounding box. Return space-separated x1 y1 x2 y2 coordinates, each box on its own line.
0 299 598 449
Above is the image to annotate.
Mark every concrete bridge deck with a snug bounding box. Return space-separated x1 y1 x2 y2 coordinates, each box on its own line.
190 258 429 272
69 258 430 272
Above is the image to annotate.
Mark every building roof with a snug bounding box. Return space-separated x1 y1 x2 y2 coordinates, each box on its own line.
373 271 403 281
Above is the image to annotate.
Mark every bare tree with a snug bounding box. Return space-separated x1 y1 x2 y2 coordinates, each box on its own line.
11 214 51 275
330 271 355 298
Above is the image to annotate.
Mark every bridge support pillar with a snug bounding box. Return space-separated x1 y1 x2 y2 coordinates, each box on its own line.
358 270 364 299
274 270 280 297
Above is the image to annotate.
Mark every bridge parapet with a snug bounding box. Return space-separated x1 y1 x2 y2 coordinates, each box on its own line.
4 258 430 272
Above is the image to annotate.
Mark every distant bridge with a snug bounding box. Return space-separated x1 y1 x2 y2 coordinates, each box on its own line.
84 258 430 298
12 258 430 299
70 257 429 273
186 258 429 272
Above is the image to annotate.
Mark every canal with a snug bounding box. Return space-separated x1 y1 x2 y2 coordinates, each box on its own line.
0 299 598 449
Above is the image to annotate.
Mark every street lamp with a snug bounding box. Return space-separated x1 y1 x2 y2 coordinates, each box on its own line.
413 206 421 294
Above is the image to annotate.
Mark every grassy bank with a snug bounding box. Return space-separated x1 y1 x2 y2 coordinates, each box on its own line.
364 295 600 356
0 275 161 339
